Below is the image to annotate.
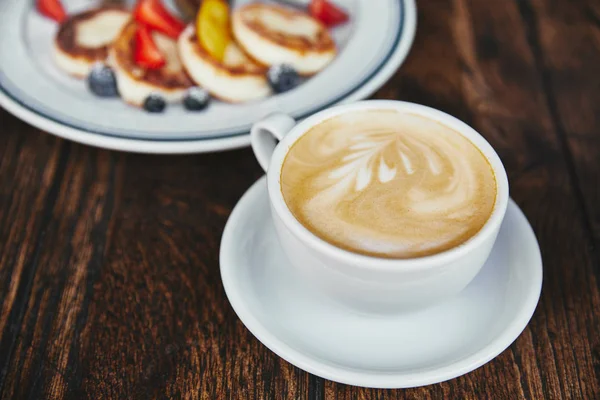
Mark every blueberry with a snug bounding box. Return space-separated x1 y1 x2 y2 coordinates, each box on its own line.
184 87 210 111
143 94 166 113
88 63 119 97
267 64 300 93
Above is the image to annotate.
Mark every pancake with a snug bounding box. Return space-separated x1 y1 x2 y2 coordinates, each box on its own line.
232 3 337 75
108 21 194 107
53 7 130 78
178 25 271 103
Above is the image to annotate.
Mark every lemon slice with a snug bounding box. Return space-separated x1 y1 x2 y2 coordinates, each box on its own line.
197 0 231 62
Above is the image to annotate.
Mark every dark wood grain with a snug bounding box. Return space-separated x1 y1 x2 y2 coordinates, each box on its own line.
0 113 66 387
525 0 600 270
0 0 599 398
0 146 310 399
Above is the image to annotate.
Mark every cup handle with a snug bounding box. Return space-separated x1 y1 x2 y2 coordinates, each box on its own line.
251 113 296 172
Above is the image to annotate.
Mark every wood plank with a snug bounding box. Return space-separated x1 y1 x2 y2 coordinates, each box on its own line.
524 0 600 265
323 0 600 397
0 143 310 399
0 140 119 399
73 149 308 399
0 112 65 389
517 0 600 398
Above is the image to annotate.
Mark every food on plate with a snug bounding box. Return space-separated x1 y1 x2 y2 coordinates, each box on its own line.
308 0 349 27
41 0 349 111
143 93 167 112
232 3 337 75
133 0 185 39
37 0 67 23
109 21 194 107
134 24 167 69
178 25 271 103
196 0 231 62
178 0 270 102
183 87 211 111
88 63 119 97
266 64 300 93
53 7 130 77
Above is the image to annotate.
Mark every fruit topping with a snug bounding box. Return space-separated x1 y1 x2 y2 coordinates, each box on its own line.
37 0 67 23
88 63 119 97
143 94 167 112
197 0 231 62
184 87 211 111
267 65 300 93
133 0 185 39
308 0 349 27
134 25 167 69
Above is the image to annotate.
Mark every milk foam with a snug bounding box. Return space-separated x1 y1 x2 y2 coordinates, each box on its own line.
281 110 497 259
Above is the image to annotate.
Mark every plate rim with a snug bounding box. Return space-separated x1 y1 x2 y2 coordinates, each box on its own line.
220 176 543 389
0 0 417 153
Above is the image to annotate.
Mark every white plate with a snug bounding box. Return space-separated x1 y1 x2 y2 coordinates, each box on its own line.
0 0 416 153
220 177 543 388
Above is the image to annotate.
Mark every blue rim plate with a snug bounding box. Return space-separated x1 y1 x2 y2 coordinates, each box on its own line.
0 0 417 153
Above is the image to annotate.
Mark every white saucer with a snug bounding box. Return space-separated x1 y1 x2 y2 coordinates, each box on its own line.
0 0 416 153
220 177 543 388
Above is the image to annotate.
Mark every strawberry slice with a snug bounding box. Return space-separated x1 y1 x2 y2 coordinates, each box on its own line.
133 0 185 39
134 25 166 69
308 0 349 27
37 0 67 23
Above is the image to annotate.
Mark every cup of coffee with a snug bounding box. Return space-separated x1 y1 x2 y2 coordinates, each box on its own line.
251 100 509 312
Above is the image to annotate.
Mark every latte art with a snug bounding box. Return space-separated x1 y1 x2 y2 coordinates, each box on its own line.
281 110 497 259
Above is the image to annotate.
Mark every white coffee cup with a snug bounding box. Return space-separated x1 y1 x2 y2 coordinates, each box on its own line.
251 100 509 312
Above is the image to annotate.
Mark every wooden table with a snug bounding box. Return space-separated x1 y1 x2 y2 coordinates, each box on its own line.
1 0 599 398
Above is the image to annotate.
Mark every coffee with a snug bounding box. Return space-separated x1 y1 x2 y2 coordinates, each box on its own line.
280 110 497 259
